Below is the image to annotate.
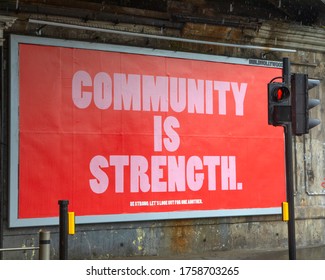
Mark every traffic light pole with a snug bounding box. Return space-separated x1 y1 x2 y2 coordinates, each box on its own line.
282 58 296 260
269 57 320 260
284 124 296 260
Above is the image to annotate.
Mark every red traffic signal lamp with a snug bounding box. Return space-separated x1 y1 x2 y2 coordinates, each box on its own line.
272 85 290 102
268 82 291 126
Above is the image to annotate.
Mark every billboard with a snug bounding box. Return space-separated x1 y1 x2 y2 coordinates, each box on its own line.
9 35 286 227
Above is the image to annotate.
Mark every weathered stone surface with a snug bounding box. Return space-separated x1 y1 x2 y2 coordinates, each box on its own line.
1 1 325 259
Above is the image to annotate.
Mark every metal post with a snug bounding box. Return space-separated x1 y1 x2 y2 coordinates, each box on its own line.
282 57 296 260
39 230 51 260
0 45 4 260
284 124 296 260
58 200 69 260
283 57 290 85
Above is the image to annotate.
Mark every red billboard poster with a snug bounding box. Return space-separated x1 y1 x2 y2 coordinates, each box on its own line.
9 35 286 227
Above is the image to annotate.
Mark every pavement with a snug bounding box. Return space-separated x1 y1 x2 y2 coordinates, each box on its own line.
111 245 325 260
193 245 325 260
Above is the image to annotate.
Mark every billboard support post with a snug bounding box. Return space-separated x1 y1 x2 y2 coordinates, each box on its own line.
58 200 69 260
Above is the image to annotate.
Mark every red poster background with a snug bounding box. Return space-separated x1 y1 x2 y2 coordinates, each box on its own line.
18 44 285 219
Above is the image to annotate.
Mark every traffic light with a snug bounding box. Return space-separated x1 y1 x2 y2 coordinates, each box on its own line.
268 81 291 126
291 73 320 135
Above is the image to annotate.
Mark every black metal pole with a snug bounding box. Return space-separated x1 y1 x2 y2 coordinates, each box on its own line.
0 45 4 261
58 200 69 260
282 57 296 260
283 57 290 85
284 124 296 260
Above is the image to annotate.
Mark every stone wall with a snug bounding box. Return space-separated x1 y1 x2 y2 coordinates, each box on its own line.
1 4 325 259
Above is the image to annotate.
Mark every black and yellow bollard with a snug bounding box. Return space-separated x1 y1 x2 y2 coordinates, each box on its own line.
58 200 75 260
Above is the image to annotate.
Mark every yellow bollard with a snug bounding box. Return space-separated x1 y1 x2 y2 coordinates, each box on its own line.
68 212 75 235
